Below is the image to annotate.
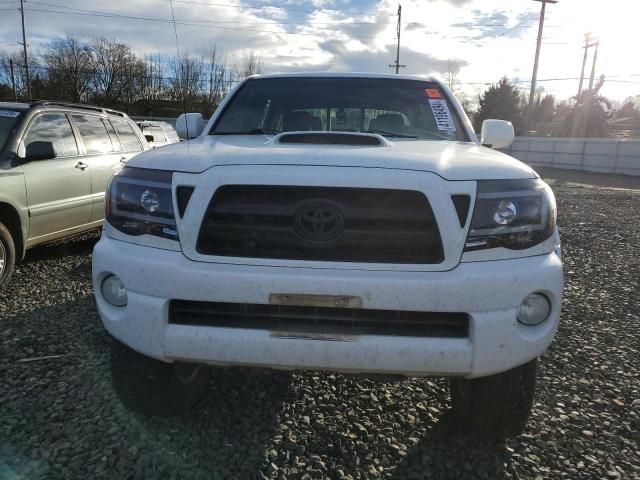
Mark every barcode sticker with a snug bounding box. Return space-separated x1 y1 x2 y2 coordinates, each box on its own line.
429 99 456 132
0 110 20 118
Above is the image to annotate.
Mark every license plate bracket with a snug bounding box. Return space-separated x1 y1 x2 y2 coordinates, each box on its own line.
269 293 363 309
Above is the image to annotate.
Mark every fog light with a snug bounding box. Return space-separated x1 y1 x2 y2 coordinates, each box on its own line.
102 274 127 307
518 293 550 326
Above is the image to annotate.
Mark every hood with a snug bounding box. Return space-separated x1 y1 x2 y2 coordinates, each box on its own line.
128 135 537 181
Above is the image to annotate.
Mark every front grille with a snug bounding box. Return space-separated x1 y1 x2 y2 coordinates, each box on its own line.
196 186 444 263
169 301 469 338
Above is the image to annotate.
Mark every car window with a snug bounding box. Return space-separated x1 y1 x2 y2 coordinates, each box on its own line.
211 77 467 141
0 109 23 151
23 113 79 157
150 126 166 142
164 127 179 143
72 114 114 155
103 119 123 152
112 120 143 152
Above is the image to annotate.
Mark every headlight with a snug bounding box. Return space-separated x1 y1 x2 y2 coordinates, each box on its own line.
465 179 556 251
106 167 178 240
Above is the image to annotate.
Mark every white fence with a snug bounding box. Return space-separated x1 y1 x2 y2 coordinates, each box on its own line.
502 137 640 176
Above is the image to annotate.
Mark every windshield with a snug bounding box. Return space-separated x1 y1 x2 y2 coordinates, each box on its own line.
0 109 23 151
211 77 468 141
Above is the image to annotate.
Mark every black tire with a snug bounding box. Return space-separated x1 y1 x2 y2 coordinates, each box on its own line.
448 359 537 439
110 338 210 417
0 221 16 292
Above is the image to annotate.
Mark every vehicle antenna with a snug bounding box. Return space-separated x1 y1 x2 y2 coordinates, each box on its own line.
168 0 191 145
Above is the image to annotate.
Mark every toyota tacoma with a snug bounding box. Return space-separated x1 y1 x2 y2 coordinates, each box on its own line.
92 73 563 438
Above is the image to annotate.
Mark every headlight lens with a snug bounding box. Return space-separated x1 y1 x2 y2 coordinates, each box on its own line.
106 167 178 240
465 179 556 251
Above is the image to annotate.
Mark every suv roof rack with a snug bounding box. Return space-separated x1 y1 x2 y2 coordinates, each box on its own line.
30 100 127 117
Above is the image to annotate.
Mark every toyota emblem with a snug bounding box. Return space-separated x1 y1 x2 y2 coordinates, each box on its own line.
293 203 345 243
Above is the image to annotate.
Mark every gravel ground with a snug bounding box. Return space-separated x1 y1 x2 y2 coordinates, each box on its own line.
1 176 639 479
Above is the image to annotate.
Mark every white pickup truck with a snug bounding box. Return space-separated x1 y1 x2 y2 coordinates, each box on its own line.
92 73 563 438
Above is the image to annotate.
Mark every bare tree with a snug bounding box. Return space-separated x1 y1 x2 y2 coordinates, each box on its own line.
170 54 204 111
119 57 148 111
140 55 166 105
92 37 138 106
0 51 27 98
443 59 461 94
44 34 95 102
202 46 232 114
237 51 263 79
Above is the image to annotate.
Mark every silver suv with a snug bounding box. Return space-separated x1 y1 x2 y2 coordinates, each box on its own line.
0 101 148 290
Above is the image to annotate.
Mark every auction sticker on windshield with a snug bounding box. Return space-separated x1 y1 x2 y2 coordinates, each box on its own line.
428 98 456 132
0 110 20 118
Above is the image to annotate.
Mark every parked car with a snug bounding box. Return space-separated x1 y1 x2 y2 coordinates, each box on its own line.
136 121 180 148
0 101 149 290
93 73 563 439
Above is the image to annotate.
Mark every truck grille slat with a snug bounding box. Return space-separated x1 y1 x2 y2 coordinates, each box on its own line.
169 301 469 338
196 186 444 263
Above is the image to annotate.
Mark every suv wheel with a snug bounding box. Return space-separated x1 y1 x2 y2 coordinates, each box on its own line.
448 359 537 439
110 338 210 417
0 222 16 291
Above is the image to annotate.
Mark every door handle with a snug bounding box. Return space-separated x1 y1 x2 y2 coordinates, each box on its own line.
75 161 88 170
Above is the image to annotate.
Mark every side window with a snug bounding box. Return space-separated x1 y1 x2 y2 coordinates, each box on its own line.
112 120 143 152
165 128 179 143
23 113 79 157
103 119 122 152
72 114 114 155
150 126 166 142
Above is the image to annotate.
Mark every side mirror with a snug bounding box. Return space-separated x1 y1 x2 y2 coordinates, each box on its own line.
176 113 204 140
481 119 515 149
24 141 57 161
144 134 155 143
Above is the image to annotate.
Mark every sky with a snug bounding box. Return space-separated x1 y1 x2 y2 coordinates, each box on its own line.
0 0 638 104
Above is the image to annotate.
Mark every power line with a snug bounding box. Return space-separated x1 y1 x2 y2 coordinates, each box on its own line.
24 6 384 40
27 1 391 26
171 0 393 17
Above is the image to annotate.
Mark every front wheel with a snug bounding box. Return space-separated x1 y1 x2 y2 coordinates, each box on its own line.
448 359 538 439
0 222 16 291
110 338 210 417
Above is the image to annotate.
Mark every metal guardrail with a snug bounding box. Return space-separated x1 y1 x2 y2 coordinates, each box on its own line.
501 137 640 176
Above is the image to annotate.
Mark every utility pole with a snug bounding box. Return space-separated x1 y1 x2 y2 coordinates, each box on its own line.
578 33 596 97
588 40 600 91
19 0 31 99
9 59 16 99
388 4 406 74
526 0 557 134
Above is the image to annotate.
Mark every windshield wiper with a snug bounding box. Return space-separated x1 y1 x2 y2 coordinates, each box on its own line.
366 129 417 139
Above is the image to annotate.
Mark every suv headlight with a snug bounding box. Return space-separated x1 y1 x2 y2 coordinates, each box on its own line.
106 167 178 240
465 178 556 251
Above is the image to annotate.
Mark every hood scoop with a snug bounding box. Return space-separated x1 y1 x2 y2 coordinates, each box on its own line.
271 131 388 146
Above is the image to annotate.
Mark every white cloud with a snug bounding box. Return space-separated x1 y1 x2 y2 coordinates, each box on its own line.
0 0 635 101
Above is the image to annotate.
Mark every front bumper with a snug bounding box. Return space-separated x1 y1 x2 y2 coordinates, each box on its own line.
92 236 563 378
